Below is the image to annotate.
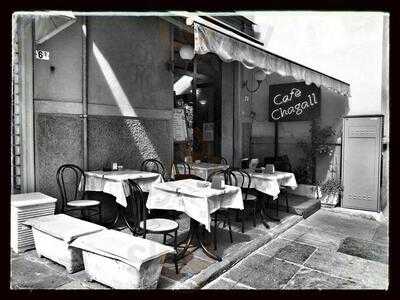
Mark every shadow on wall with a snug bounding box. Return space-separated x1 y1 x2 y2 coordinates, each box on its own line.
88 20 172 172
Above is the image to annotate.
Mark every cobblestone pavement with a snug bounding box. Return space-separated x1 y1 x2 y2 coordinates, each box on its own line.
10 207 301 290
203 208 389 290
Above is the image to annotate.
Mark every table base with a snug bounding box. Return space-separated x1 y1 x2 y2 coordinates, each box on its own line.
257 192 281 226
176 219 222 262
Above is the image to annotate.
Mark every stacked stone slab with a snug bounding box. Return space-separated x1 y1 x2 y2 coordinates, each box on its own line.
11 193 57 253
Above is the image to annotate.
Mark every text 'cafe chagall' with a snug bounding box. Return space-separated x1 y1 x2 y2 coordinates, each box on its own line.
15 12 386 213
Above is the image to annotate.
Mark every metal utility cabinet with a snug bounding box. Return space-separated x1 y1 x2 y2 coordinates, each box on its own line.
341 115 383 212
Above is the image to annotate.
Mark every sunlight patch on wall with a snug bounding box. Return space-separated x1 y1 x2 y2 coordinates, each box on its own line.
92 41 159 160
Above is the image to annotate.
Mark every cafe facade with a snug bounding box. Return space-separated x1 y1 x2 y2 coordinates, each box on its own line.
12 12 387 214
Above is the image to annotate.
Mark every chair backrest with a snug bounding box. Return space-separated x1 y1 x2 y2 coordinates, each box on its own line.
173 161 191 175
141 159 166 179
127 179 147 236
207 168 237 186
56 164 85 211
206 156 228 165
229 168 252 200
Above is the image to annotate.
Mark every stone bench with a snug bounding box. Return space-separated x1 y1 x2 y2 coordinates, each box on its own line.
23 214 106 273
70 229 175 289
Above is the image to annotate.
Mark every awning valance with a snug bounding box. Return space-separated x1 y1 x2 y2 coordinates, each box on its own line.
193 22 351 97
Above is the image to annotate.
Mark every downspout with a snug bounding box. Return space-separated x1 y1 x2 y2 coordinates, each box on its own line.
81 16 88 170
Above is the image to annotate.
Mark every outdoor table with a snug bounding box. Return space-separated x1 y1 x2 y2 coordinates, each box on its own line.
237 170 297 199
82 169 164 229
146 179 243 261
175 162 229 180
235 170 297 226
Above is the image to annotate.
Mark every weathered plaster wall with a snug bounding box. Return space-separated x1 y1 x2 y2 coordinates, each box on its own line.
34 21 83 102
87 116 172 171
87 17 173 171
35 114 83 209
88 17 172 110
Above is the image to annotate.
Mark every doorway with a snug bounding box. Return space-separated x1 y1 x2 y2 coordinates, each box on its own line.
172 27 222 163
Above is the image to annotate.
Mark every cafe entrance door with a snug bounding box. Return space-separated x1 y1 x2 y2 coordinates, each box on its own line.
172 27 222 163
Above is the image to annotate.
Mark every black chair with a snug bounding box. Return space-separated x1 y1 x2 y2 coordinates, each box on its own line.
56 164 102 223
141 159 166 180
230 168 258 233
207 169 235 250
126 179 179 274
172 161 203 181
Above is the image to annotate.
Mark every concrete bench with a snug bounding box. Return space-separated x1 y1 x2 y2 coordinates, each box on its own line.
70 229 175 289
23 214 106 273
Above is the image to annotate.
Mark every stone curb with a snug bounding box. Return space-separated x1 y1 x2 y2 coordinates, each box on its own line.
179 215 303 289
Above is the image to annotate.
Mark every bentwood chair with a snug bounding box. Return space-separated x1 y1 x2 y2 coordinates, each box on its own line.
173 161 204 181
126 179 179 274
56 164 102 223
230 168 258 233
207 168 235 250
141 158 166 181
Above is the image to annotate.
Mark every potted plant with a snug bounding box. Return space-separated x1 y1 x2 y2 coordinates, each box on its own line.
292 121 335 199
318 177 343 207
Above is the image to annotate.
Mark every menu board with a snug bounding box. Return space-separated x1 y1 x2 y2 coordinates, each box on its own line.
173 108 188 142
268 82 321 122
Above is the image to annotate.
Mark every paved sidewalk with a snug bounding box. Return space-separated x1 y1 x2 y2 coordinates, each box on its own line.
203 208 389 290
10 207 302 289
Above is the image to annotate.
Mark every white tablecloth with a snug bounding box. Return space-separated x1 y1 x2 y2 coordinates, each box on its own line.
173 162 229 180
82 170 163 207
233 170 297 199
146 179 243 231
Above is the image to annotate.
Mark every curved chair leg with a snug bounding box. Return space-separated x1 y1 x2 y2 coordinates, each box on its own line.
214 212 218 250
276 197 279 217
174 230 179 274
227 210 233 244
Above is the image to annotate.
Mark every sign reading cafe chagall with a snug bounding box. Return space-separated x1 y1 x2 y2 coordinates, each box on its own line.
268 82 321 122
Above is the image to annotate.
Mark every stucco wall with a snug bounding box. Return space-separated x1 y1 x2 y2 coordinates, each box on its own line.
87 116 172 171
34 20 83 102
88 17 172 110
35 114 83 209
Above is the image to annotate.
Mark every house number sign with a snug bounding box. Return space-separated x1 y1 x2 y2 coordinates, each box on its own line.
268 82 321 122
35 50 50 60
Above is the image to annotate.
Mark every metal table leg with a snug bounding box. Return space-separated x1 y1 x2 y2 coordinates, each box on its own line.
176 218 221 262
